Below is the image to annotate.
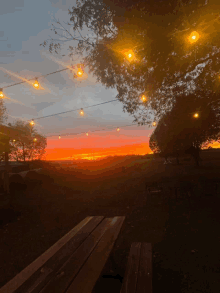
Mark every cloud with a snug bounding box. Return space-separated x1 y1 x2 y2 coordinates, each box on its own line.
32 101 56 112
0 0 24 15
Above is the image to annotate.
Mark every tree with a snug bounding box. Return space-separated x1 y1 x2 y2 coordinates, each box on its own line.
7 120 47 162
149 133 160 155
40 0 220 125
149 120 177 162
150 90 220 166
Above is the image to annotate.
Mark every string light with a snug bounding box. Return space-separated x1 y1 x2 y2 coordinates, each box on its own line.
193 112 199 118
152 122 157 126
13 139 16 142
59 135 61 139
141 94 147 102
33 78 40 89
117 127 120 132
30 119 35 126
1 64 86 91
123 49 135 62
0 88 4 98
76 68 83 77
188 31 199 44
80 108 84 116
33 138 37 142
47 123 137 139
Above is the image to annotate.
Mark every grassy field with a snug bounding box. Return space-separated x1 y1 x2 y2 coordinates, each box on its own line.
0 150 220 292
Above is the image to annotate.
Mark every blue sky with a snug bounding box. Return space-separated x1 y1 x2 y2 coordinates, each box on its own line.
0 0 151 145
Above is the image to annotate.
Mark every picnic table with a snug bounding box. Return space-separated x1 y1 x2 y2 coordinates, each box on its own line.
1 216 153 293
1 216 125 293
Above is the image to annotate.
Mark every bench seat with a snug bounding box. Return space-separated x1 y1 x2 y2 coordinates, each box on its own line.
121 243 152 293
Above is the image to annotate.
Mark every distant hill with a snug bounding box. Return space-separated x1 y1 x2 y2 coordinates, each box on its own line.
75 154 151 171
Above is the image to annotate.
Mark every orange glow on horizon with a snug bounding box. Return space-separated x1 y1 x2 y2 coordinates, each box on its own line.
44 140 220 161
45 141 151 161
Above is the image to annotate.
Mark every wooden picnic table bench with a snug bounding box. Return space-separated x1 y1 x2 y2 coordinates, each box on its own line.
1 216 125 293
120 243 152 293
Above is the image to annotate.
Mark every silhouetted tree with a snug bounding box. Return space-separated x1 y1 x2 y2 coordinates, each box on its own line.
150 90 220 166
7 120 47 162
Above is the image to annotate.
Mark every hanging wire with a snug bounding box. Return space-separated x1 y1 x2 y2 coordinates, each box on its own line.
1 68 69 89
29 99 118 121
47 122 140 138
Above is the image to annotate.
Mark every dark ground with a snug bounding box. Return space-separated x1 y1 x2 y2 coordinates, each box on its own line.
0 151 220 292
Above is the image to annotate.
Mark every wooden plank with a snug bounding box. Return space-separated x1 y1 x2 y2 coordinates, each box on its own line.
136 243 152 293
1 216 103 293
39 217 115 293
66 216 125 293
14 216 104 293
120 243 141 293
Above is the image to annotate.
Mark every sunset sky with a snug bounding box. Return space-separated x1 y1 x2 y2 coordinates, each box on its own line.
0 0 219 161
0 0 155 160
46 129 152 160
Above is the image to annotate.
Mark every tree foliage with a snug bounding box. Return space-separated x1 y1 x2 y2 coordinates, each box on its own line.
4 120 47 162
149 89 220 164
149 133 160 155
41 0 220 125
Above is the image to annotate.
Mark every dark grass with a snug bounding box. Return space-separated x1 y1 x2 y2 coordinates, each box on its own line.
0 152 220 292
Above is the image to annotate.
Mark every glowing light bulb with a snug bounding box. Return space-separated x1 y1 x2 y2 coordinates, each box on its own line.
33 138 37 142
123 50 135 62
77 68 83 77
80 108 84 116
117 127 120 132
59 135 61 139
189 31 199 43
33 79 39 88
30 120 35 126
0 89 4 98
193 113 199 118
86 132 89 136
13 139 16 142
152 122 156 126
141 95 147 102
